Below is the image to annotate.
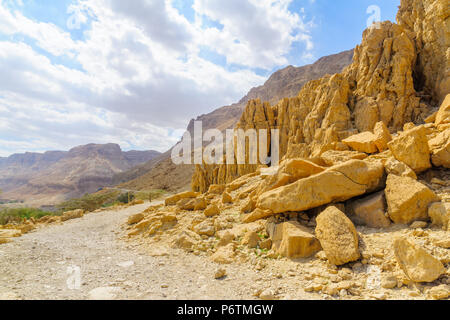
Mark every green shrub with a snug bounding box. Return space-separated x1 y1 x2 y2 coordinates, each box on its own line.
116 192 135 204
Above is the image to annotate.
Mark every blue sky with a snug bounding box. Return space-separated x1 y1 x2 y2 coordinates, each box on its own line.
0 0 400 156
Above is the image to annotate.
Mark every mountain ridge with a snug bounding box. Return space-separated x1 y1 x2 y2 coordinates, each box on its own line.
0 143 161 206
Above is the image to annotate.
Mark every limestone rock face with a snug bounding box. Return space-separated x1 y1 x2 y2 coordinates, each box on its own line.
346 22 419 131
397 0 449 103
257 160 384 214
347 191 391 228
393 238 445 283
385 174 439 224
428 129 450 168
315 206 360 266
388 126 432 173
271 221 321 259
428 202 450 231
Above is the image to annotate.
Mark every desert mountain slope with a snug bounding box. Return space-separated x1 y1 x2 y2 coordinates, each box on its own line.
0 144 160 206
117 50 354 192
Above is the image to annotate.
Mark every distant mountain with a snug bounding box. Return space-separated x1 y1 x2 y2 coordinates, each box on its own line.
116 49 354 192
0 144 160 206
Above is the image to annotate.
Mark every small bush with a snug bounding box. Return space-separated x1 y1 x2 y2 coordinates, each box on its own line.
117 192 135 204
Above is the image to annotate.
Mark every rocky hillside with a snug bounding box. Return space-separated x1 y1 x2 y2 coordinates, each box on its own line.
117 50 354 192
0 144 160 206
192 0 449 192
124 0 450 300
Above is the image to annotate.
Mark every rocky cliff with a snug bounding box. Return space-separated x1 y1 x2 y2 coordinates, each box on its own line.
123 1 450 298
0 144 160 206
117 50 354 192
192 0 449 193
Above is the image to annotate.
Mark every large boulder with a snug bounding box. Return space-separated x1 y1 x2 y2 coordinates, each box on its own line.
342 132 379 154
347 191 391 228
271 221 321 259
387 126 432 173
256 159 325 196
393 238 445 283
428 202 450 231
257 160 385 214
385 174 439 224
315 206 360 266
428 129 450 168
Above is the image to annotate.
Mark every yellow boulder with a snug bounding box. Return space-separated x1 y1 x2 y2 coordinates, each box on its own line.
393 238 445 283
388 126 431 173
257 160 385 214
315 206 360 266
428 202 450 231
385 174 439 224
272 221 321 259
428 129 450 168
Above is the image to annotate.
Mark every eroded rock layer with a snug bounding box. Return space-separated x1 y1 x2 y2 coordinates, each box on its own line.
192 0 449 193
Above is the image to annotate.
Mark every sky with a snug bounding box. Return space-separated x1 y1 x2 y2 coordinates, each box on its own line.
0 0 400 157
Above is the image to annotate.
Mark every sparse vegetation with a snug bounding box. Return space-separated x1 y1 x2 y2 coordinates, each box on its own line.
134 189 167 202
0 207 57 225
57 190 121 213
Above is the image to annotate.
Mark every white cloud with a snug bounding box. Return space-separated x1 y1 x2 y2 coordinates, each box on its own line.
0 0 315 156
193 0 314 69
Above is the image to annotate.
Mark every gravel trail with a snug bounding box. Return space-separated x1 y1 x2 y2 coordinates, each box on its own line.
0 202 294 300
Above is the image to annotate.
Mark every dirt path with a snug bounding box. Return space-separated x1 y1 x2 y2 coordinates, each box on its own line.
0 203 310 300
